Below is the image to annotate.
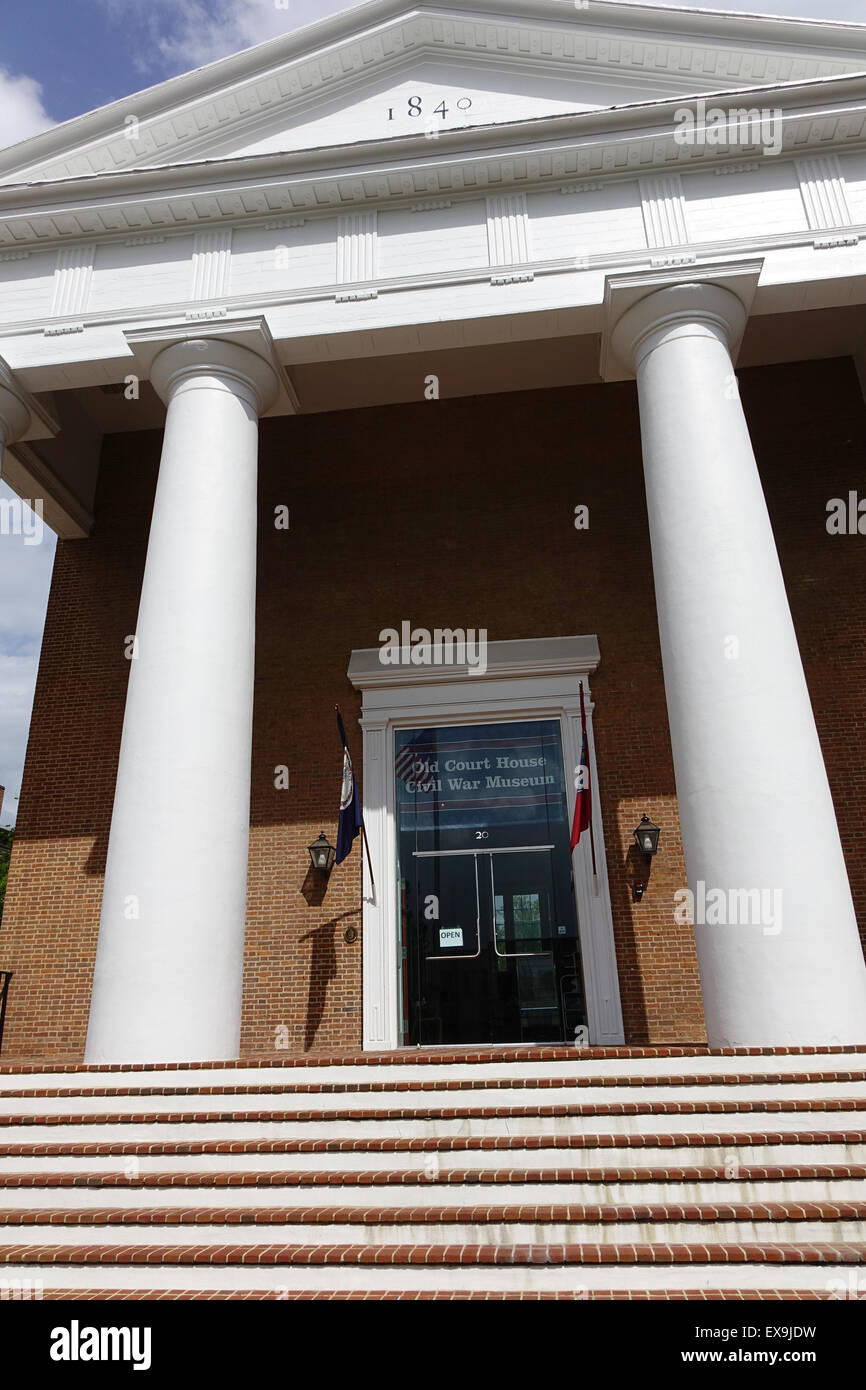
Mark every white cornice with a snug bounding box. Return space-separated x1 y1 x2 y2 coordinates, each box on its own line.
2 1 865 188
1 215 864 351
2 76 866 252
348 634 601 688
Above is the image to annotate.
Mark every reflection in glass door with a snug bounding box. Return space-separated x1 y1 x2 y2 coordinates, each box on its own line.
396 720 587 1046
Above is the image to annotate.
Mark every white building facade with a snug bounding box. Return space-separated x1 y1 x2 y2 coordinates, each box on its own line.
1 0 866 1065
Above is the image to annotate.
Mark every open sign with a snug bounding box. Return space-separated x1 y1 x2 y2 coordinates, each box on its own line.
439 928 464 949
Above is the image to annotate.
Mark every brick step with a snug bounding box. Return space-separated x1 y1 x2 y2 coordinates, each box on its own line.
2 1133 864 1178
5 1069 864 1101
6 1060 866 1096
3 1105 864 1150
2 1199 864 1227
3 1252 861 1294
1 1050 862 1297
6 1082 865 1122
1 1240 863 1265
1 1171 861 1210
5 1043 866 1076
3 1212 865 1249
26 1287 834 1300
4 1097 865 1126
5 1232 865 1292
3 1160 863 1186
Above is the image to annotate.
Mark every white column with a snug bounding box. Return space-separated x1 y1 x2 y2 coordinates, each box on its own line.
85 338 277 1063
612 283 866 1047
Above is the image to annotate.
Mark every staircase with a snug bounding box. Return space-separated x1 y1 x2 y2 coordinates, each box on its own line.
1 1045 864 1300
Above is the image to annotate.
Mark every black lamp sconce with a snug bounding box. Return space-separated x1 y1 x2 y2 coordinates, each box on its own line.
632 815 661 903
308 832 336 876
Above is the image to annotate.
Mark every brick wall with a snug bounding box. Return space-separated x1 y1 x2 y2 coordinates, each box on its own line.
1 356 863 1060
741 361 866 960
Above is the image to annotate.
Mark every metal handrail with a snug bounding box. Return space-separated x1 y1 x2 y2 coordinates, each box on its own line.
0 971 12 1056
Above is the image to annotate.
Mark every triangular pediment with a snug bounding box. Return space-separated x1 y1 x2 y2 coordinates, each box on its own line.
171 52 704 164
2 0 866 187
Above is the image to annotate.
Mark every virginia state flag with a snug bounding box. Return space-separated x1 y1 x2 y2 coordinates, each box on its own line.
336 708 362 865
570 681 592 851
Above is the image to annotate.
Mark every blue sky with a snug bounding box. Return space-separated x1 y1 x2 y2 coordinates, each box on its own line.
0 0 863 826
0 1 864 139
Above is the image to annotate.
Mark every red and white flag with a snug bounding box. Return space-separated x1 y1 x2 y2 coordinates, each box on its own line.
395 735 435 792
571 681 592 851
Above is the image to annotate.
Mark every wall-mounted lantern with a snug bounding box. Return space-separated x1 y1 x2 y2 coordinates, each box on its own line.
633 814 661 857
308 832 336 875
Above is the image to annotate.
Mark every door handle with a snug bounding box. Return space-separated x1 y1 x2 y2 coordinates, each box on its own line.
489 854 553 958
425 852 482 960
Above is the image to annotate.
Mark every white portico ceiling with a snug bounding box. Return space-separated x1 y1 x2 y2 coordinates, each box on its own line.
1 0 866 189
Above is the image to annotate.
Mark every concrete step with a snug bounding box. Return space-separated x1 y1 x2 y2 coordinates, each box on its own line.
2 1133 864 1175
1 1049 862 1297
0 1201 864 1248
3 1077 865 1117
1 1241 864 1296
4 1067 865 1102
16 1284 845 1295
1 1169 863 1208
2 1102 864 1147
3 1044 863 1090
19 1288 835 1300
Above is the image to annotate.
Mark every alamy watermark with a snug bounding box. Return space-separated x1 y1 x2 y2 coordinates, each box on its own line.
826 1270 866 1299
0 495 43 545
673 99 783 158
675 881 782 936
1 1277 43 1300
50 1321 151 1370
379 622 488 675
826 491 866 535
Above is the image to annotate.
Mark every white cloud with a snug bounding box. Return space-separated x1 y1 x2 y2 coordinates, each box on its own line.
91 0 866 81
95 0 353 75
0 485 56 827
0 67 56 152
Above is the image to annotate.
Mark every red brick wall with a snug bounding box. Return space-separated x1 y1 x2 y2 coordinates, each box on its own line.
741 361 866 960
1 356 864 1060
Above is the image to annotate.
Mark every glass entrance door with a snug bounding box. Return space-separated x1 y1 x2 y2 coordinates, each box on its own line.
397 719 587 1046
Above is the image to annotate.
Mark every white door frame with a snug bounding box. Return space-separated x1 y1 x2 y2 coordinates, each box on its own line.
347 635 625 1049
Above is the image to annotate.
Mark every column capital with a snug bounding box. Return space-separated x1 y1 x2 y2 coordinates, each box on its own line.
149 337 280 415
612 282 747 376
600 259 762 382
125 316 293 417
0 357 32 445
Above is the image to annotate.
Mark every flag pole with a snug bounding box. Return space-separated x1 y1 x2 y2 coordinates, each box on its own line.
360 820 376 902
579 681 600 895
335 703 376 899
589 816 599 895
